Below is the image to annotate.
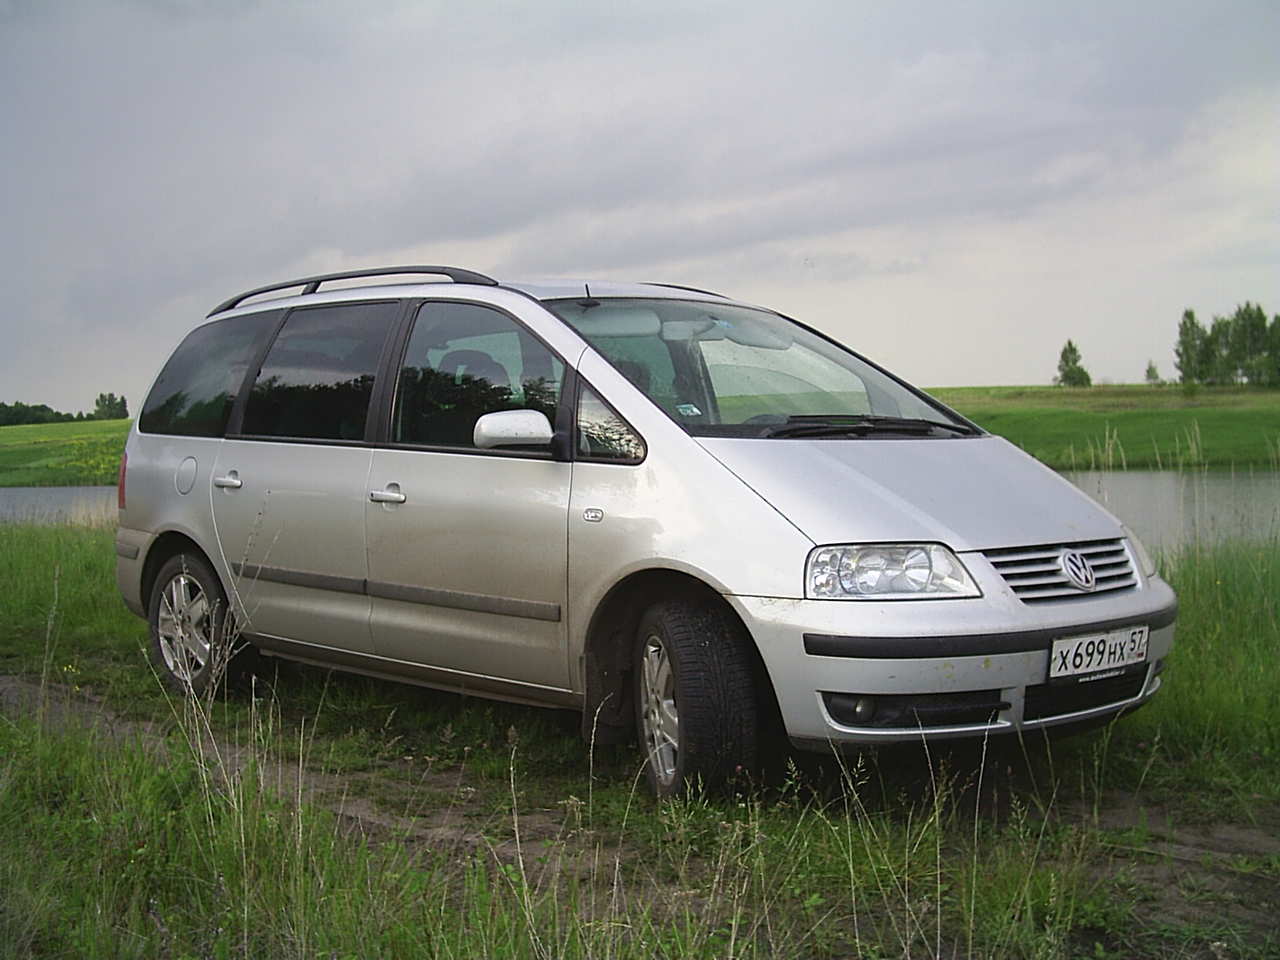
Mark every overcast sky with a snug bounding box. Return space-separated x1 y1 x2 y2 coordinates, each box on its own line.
3 0 1276 413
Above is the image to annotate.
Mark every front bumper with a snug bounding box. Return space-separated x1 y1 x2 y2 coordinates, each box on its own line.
729 575 1177 747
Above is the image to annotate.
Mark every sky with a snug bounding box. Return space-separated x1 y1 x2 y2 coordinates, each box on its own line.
2 0 1277 414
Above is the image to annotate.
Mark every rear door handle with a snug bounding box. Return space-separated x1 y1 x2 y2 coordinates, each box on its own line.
369 483 406 504
213 471 242 489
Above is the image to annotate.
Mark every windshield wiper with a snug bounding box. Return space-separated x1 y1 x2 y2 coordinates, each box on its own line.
762 415 977 439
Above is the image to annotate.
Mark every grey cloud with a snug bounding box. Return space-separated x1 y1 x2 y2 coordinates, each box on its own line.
2 0 1277 409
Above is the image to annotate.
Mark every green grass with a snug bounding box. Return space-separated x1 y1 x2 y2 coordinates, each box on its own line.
930 384 1280 470
0 419 130 487
1 521 1278 956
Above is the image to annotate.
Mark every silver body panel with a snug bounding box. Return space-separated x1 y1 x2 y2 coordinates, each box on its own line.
118 276 1177 750
696 435 1123 551
210 439 375 653
366 447 572 690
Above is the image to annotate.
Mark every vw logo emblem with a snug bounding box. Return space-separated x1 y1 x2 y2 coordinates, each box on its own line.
1060 550 1096 591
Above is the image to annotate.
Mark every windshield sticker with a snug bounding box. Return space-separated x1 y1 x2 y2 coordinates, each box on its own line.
676 403 702 417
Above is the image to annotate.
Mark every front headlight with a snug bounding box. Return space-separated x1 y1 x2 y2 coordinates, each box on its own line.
1121 524 1157 577
805 544 982 600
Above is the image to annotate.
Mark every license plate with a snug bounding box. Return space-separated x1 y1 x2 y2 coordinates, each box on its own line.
1049 626 1149 683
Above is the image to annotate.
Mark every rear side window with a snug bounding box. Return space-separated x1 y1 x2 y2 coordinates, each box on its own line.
139 311 278 437
241 301 399 441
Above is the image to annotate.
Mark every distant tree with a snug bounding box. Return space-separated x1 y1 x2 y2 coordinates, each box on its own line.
93 392 128 420
1144 360 1161 385
1201 315 1237 385
1174 309 1205 384
1231 302 1269 384
1054 340 1092 387
1266 313 1280 387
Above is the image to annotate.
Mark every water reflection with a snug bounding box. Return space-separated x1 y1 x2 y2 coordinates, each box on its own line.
0 486 116 525
1066 470 1280 552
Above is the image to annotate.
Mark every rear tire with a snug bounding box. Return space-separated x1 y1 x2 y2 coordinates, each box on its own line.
147 552 237 696
633 597 760 797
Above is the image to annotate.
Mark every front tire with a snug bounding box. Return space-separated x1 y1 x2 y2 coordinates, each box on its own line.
148 552 235 696
633 598 760 797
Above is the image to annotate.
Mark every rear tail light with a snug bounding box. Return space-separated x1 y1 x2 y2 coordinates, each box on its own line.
117 450 127 510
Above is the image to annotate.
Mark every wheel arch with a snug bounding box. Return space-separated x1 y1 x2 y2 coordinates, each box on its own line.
141 531 220 612
579 568 782 745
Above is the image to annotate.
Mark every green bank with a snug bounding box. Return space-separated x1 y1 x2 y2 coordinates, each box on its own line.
1 521 1277 957
930 385 1280 470
0 418 130 487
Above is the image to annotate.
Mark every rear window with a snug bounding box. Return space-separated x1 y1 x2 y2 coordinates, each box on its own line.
139 311 279 437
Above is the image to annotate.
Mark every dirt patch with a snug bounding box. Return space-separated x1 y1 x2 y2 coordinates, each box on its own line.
0 675 576 866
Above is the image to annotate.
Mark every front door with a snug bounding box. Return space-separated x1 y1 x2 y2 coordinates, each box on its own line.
365 300 572 693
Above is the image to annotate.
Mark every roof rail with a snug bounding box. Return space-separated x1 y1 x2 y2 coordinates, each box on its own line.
640 281 728 299
208 265 499 316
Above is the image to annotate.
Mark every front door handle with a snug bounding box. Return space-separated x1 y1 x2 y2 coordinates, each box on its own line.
213 471 242 489
369 483 406 504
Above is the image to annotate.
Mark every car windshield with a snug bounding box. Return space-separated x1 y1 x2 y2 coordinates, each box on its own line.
545 297 973 438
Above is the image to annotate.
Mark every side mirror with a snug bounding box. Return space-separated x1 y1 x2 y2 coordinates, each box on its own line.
473 409 554 449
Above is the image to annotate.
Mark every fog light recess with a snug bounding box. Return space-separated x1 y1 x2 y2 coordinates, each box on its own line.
827 693 877 725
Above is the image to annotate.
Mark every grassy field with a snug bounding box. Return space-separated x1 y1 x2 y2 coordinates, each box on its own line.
1 520 1277 957
0 418 130 487
929 384 1280 470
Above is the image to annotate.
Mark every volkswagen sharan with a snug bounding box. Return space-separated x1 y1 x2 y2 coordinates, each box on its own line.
116 266 1177 796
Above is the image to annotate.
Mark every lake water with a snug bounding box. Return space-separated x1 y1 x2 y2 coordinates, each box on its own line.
1064 469 1280 552
0 485 117 525
2 471 1278 551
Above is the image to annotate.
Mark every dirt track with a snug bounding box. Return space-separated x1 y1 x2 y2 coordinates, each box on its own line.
0 675 590 867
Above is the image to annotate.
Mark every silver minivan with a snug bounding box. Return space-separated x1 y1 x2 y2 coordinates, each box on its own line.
116 266 1177 796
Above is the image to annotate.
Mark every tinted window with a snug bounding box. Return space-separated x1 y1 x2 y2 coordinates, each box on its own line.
139 311 279 437
241 302 399 441
392 302 564 449
577 385 645 463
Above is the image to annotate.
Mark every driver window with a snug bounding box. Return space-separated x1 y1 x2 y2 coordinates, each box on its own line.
393 302 563 448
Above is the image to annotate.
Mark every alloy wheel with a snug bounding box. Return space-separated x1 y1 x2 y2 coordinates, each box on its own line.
156 571 213 682
640 633 679 788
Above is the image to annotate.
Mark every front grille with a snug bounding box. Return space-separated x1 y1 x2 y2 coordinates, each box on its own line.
1022 670 1147 721
984 539 1136 603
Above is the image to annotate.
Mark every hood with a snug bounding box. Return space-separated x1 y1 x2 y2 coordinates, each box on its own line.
696 435 1122 552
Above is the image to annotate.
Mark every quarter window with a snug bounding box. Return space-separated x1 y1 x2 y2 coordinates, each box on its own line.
241 302 399 441
139 311 278 437
392 302 564 449
577 385 645 463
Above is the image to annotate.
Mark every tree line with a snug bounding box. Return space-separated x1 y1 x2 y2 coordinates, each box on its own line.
1054 301 1278 388
0 392 129 427
1173 302 1280 386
